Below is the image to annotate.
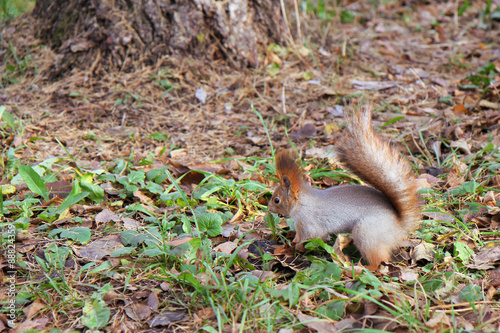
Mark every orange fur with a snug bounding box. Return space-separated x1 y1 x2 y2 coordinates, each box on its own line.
337 105 420 231
275 150 303 199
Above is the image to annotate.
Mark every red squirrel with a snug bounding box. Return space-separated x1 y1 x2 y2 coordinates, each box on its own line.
268 105 420 270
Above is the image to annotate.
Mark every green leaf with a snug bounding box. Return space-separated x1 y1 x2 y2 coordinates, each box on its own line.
0 107 16 130
81 299 110 329
142 247 165 257
381 116 405 128
60 227 92 244
197 213 223 237
340 10 356 23
305 238 336 255
44 244 71 270
148 132 169 142
111 246 136 257
454 242 474 264
79 180 104 203
308 260 342 282
18 164 49 201
89 261 113 274
54 191 89 215
120 230 157 246
317 300 346 320
265 282 300 306
459 284 482 302
125 203 155 216
128 170 146 184
145 182 164 194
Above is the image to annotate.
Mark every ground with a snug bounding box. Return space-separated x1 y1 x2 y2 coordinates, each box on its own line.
1 1 500 332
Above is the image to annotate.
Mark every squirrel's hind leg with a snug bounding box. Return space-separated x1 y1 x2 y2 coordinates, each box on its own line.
352 222 393 271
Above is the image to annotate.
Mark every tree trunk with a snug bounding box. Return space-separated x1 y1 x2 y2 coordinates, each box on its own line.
32 0 286 77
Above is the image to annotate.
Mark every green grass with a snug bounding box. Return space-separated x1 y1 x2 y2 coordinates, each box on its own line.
2 101 500 331
0 0 34 21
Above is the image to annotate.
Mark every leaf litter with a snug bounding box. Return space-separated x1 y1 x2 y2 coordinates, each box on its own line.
1 1 500 332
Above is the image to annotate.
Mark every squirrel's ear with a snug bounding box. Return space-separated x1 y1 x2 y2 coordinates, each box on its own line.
282 176 292 193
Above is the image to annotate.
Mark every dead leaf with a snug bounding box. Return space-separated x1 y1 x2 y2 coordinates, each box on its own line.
149 311 188 328
95 209 121 224
46 181 72 199
296 311 336 333
450 140 471 154
411 242 435 266
193 307 215 326
160 282 171 291
479 100 499 109
425 311 451 330
170 148 187 159
122 217 141 229
351 80 399 90
12 317 49 333
213 241 237 254
422 211 455 223
125 302 152 321
467 243 500 270
487 270 500 288
166 236 193 247
291 123 316 139
333 234 352 265
250 270 276 281
76 234 123 260
147 292 160 311
133 191 155 205
399 268 419 282
451 103 468 114
221 225 242 238
23 298 46 319
332 318 358 331
103 290 121 302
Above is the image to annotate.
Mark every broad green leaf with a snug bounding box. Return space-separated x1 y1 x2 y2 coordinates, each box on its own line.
454 242 474 264
44 244 71 270
265 282 300 306
308 260 342 282
79 180 104 203
142 247 165 257
1 107 16 129
125 203 155 216
54 191 89 215
89 261 113 274
128 170 145 184
317 300 346 321
18 164 49 201
305 238 336 255
197 213 223 237
60 227 92 244
459 284 482 302
120 230 157 247
145 182 164 194
111 247 136 257
81 299 110 329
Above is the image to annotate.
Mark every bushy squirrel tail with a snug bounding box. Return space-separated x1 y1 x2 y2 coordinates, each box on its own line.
336 105 420 230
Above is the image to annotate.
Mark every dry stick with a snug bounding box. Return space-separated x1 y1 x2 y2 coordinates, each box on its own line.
293 0 302 41
279 0 294 45
429 300 498 312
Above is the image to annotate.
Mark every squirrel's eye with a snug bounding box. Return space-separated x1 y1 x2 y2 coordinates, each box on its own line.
274 197 280 204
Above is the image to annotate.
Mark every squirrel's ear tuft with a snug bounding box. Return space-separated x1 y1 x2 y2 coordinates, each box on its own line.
275 149 303 198
282 176 292 192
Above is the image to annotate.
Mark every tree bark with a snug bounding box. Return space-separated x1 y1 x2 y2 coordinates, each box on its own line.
32 0 286 77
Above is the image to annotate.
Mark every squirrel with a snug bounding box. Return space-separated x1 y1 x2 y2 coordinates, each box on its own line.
268 105 420 270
